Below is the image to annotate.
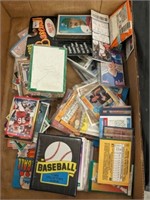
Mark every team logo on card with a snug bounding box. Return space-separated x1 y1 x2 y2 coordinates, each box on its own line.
45 18 56 37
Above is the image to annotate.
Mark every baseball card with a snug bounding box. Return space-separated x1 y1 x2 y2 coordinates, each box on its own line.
54 91 83 135
98 139 132 186
98 61 125 87
57 15 92 35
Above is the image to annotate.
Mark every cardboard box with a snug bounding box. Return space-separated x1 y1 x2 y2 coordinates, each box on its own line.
1 0 145 199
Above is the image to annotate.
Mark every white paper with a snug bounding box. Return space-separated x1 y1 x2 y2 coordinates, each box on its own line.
30 46 66 92
92 32 110 44
91 10 109 23
92 18 109 36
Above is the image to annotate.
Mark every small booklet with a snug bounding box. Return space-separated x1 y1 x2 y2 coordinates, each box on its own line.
91 0 132 61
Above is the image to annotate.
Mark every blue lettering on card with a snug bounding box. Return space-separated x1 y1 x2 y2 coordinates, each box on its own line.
41 172 69 186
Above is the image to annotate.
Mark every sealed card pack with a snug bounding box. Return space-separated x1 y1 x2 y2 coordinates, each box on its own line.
12 143 36 189
30 133 82 196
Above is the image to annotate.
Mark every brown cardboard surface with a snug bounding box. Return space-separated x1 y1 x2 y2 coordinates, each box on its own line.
2 1 32 17
100 0 126 15
126 50 145 199
2 0 101 17
29 0 101 16
1 1 144 199
0 4 11 105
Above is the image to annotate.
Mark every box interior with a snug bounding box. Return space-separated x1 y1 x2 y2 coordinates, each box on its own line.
1 1 145 199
